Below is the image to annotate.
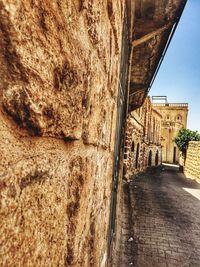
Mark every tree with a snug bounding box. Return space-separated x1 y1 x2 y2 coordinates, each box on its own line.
175 128 200 155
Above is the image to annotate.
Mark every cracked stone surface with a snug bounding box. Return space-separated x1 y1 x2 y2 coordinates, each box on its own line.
0 0 122 142
0 1 124 266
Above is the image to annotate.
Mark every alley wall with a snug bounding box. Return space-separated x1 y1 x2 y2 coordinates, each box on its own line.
0 1 125 266
124 97 162 181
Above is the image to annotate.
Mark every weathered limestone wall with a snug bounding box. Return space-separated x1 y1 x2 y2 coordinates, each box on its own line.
0 1 125 266
124 97 162 181
184 141 200 181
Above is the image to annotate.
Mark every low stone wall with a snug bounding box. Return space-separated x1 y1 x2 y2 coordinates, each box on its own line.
184 141 200 181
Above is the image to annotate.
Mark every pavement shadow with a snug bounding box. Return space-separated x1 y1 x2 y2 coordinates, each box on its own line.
129 164 200 266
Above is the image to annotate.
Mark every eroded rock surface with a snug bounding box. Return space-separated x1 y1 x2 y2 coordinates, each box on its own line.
0 0 122 141
0 1 124 266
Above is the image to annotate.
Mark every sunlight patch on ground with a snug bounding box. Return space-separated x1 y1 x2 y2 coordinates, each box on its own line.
183 188 200 201
162 163 179 168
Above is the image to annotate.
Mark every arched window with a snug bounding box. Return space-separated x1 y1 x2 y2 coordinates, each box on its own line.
176 115 182 121
135 143 140 169
153 118 155 143
148 150 152 167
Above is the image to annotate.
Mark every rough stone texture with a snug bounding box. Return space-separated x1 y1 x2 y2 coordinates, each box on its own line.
0 0 122 141
0 1 124 266
153 102 188 164
124 97 162 180
184 141 200 182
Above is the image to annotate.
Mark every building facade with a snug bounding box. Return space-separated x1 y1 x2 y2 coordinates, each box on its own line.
153 99 188 164
124 97 162 180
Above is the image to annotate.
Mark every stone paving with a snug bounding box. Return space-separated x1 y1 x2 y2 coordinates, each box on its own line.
119 165 200 267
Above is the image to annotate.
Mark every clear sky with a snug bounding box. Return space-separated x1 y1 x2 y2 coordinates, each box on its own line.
150 0 200 132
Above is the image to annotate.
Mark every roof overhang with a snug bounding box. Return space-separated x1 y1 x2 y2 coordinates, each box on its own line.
128 0 187 112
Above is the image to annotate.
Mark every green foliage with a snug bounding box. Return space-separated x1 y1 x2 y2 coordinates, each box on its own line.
175 128 200 154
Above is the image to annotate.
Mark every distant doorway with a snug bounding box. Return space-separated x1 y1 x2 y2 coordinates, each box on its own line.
135 143 140 169
155 150 159 166
148 150 152 167
173 146 176 163
143 147 146 168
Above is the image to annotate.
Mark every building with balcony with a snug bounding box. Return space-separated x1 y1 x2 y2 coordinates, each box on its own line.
152 97 188 164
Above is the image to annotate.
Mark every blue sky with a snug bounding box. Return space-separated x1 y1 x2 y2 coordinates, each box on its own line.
150 0 200 132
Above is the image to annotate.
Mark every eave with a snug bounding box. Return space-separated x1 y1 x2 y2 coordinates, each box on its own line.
128 0 187 112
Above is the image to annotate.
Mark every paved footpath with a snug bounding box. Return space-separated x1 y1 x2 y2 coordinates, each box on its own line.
118 165 200 267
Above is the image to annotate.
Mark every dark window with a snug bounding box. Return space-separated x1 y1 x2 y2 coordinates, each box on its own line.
143 147 146 167
176 115 182 121
131 141 135 152
155 150 159 166
148 150 152 167
135 143 140 169
173 147 176 163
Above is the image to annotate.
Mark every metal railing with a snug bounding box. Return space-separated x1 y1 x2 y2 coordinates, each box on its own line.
153 103 188 107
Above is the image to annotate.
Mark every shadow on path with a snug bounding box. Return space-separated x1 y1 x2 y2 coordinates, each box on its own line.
118 165 200 267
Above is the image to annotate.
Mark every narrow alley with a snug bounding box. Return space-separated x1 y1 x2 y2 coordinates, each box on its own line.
2 1 200 266
119 165 200 267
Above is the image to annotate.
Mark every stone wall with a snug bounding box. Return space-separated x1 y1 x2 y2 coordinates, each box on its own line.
184 141 200 181
124 97 162 181
0 1 125 266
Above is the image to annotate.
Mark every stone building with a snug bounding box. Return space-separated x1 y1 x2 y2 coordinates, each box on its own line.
0 1 187 267
124 97 162 180
153 97 188 164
